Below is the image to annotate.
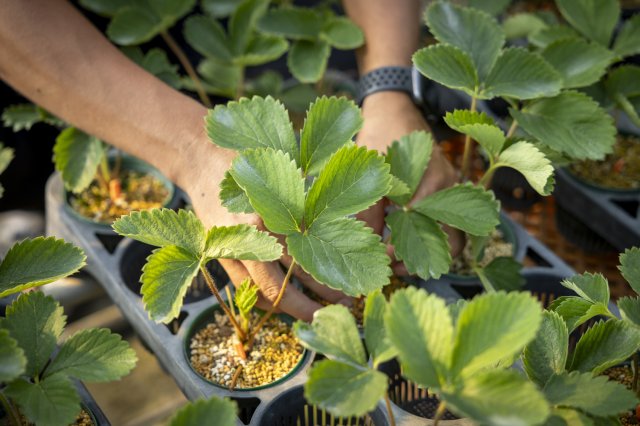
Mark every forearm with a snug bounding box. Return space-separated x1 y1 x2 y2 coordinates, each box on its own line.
342 0 421 74
0 0 231 189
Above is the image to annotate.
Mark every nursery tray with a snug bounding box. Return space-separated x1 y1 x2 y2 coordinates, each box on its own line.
76 380 111 426
554 168 640 252
44 172 585 426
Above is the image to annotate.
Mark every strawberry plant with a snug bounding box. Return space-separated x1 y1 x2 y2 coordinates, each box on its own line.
168 396 237 426
206 95 392 298
414 1 616 182
0 237 137 426
521 247 640 423
382 288 548 425
293 290 397 421
0 143 14 199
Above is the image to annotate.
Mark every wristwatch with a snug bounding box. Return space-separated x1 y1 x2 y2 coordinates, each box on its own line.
356 66 426 106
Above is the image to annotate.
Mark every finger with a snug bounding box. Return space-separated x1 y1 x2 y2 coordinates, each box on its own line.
243 260 323 322
392 261 409 276
279 256 352 305
218 258 281 312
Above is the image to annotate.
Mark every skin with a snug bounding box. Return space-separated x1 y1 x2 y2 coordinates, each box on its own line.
344 0 464 274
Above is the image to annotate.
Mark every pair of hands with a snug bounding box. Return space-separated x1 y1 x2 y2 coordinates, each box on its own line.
186 91 461 322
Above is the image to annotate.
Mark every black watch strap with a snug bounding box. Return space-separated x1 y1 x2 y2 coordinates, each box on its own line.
356 66 424 106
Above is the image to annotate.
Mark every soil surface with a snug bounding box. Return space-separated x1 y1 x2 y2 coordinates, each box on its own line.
189 311 303 389
571 134 640 190
604 364 638 425
70 170 169 223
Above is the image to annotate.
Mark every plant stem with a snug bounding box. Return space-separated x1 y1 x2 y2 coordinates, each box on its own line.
506 120 519 139
633 353 639 394
384 392 396 426
478 165 497 189
0 393 21 426
229 364 243 391
160 30 212 108
225 285 237 319
235 67 245 100
245 260 297 352
433 401 447 426
112 151 122 180
99 155 111 184
199 265 246 341
460 96 478 181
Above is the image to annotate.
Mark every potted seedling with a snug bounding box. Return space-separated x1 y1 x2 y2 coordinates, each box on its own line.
522 247 640 423
292 290 397 424
0 237 138 426
112 208 299 390
380 288 549 425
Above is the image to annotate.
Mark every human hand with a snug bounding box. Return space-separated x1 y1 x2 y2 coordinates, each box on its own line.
355 91 464 275
176 130 349 322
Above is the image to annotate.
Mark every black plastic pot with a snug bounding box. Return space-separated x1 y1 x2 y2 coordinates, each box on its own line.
254 385 389 426
60 154 179 253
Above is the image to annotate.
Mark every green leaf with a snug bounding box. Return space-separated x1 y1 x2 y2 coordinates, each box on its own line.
183 15 232 62
257 7 324 40
79 0 129 17
618 296 640 327
204 224 282 261
561 272 610 305
305 360 387 418
287 217 390 296
201 0 243 19
320 17 364 49
503 13 548 40
196 59 241 98
304 145 391 227
2 104 50 132
5 374 80 426
107 7 161 45
0 143 14 175
496 141 555 196
444 111 504 159
569 319 640 374
385 287 453 389
529 25 580 49
53 127 104 193
619 247 640 295
206 96 298 159
613 14 640 57
112 209 206 255
288 39 330 83
229 148 304 235
475 256 524 292
412 45 478 96
425 1 504 81
413 183 500 236
234 278 258 320
169 397 237 426
140 245 201 323
219 171 254 214
510 91 616 160
522 311 569 387
451 291 542 378
386 176 411 203
482 48 562 100
300 96 363 176
0 237 86 298
246 70 283 98
0 329 26 383
385 210 451 280
468 0 511 16
552 297 609 333
364 290 397 367
541 38 614 89
127 48 182 89
235 34 288 66
279 83 317 112
440 369 550 426
544 371 638 417
3 293 66 378
44 328 137 382
385 131 433 204
556 0 619 46
294 304 366 366
228 0 269 55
